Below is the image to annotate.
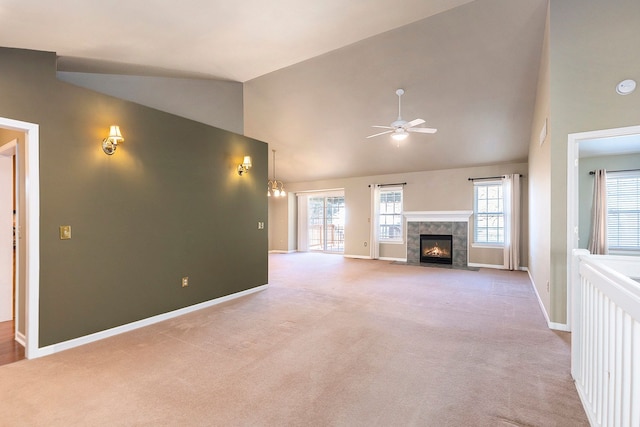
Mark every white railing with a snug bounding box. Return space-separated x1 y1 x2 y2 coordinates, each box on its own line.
572 249 640 427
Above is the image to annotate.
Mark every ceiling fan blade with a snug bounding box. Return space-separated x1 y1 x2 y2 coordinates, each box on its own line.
406 118 425 128
408 127 438 134
366 130 393 138
371 125 394 129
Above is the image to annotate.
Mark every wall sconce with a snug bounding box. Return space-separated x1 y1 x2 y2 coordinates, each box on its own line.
102 125 124 155
237 156 252 175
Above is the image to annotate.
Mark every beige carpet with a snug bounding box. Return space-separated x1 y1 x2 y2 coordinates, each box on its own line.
0 253 588 426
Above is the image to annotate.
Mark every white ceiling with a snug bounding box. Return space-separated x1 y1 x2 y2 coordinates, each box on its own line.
0 0 474 82
0 0 550 183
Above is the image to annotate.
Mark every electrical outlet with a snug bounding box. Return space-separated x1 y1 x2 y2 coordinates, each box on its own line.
257 221 265 229
182 277 189 287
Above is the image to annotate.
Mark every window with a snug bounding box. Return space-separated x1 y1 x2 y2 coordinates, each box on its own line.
379 188 403 242
474 182 504 245
607 171 640 251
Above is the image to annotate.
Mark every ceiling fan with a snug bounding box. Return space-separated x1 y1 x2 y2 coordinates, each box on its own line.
366 89 437 143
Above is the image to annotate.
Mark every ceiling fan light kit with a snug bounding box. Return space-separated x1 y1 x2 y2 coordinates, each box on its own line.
367 88 437 144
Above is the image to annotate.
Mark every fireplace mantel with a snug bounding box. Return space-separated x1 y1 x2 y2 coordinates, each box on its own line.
404 211 473 223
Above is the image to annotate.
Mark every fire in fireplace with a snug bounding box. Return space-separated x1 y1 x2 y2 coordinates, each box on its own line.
420 234 453 265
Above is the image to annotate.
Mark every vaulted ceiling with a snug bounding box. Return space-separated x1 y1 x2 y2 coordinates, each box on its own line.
0 0 548 183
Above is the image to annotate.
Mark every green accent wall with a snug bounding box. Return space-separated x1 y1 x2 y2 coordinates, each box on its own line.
0 47 268 347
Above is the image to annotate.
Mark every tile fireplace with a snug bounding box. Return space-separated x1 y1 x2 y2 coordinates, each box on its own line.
405 211 472 269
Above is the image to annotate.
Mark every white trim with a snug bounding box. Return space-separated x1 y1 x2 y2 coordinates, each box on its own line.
566 124 640 332
294 188 344 195
549 322 571 332
527 269 569 331
404 210 473 222
343 254 372 260
0 117 39 360
15 331 26 347
467 262 528 272
379 257 407 262
471 243 503 249
36 284 269 357
268 250 296 254
467 262 506 270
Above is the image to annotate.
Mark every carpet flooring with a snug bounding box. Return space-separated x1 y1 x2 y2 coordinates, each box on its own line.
0 253 588 426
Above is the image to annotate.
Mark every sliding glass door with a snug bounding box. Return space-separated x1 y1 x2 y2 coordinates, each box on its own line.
307 194 345 253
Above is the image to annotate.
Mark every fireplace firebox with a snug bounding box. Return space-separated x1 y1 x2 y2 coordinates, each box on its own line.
420 234 453 264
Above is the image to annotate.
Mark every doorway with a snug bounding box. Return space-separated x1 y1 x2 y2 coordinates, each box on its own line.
0 117 40 360
566 124 640 328
0 138 24 364
297 190 345 253
308 194 345 253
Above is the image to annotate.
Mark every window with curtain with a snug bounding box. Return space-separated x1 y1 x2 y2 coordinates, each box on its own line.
474 181 504 245
607 170 640 251
379 188 403 242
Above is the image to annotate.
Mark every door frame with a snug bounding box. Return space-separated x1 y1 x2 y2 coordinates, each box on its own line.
566 123 640 332
0 117 39 359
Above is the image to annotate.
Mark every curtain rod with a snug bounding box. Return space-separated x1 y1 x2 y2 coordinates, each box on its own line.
589 168 640 175
368 182 407 188
467 174 523 181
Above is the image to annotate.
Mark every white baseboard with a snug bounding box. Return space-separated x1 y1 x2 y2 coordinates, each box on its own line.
379 257 407 262
31 284 269 359
527 270 570 332
343 254 372 260
468 262 506 270
467 263 529 272
268 250 296 254
15 331 26 347
549 322 571 332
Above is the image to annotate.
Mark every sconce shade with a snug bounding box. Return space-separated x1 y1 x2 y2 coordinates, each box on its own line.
102 125 124 155
109 125 124 142
237 155 252 175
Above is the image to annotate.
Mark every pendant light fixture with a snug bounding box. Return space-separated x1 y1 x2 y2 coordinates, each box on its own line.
267 149 286 198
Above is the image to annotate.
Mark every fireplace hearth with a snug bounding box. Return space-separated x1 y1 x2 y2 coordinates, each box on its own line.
420 234 453 264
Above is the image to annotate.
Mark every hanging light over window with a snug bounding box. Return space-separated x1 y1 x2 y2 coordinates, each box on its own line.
267 149 286 198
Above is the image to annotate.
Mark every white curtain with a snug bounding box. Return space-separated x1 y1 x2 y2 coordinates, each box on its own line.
502 174 520 270
588 169 608 255
370 185 380 259
297 193 309 252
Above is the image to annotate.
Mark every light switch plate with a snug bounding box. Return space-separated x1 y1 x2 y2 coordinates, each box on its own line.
59 225 71 240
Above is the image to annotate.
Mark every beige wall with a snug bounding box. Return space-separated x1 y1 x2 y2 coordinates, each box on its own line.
528 4 551 320
277 162 528 267
548 0 640 324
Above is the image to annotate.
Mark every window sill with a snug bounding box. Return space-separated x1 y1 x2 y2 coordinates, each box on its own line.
472 243 504 249
380 240 405 245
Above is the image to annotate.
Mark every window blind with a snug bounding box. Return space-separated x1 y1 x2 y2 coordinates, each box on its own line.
607 170 640 250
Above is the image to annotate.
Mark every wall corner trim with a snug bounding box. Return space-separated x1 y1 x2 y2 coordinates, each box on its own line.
31 284 269 359
527 270 569 332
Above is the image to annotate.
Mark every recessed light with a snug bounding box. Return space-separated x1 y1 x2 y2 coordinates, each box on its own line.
616 79 636 95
